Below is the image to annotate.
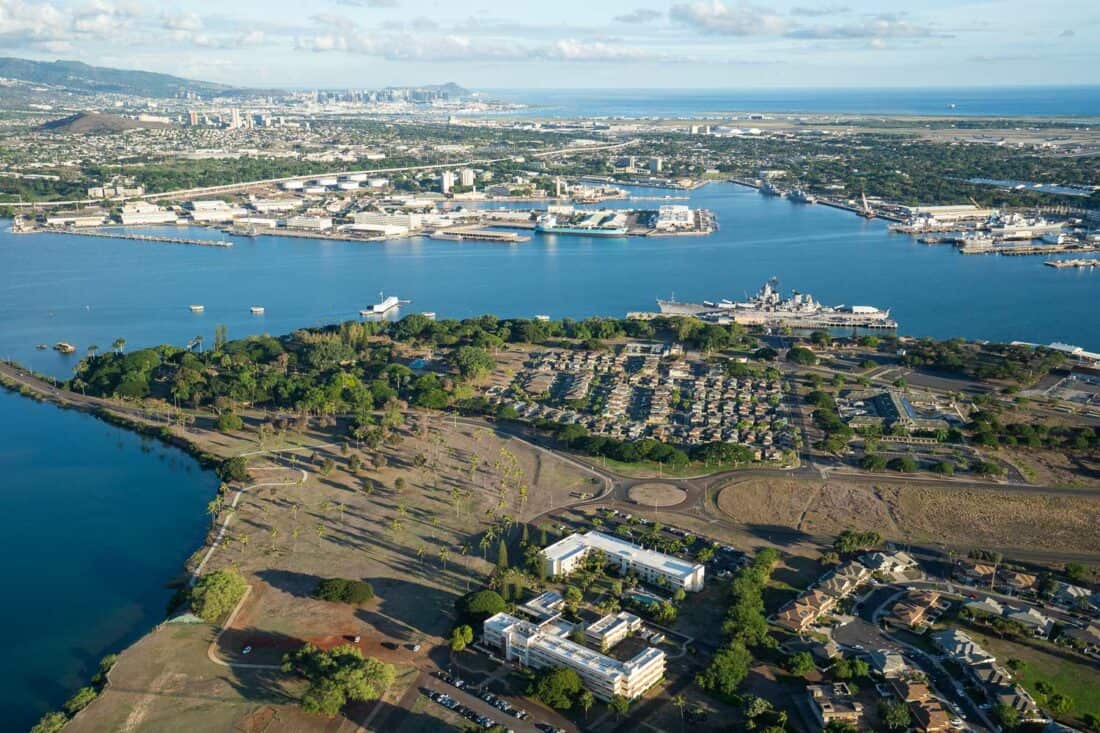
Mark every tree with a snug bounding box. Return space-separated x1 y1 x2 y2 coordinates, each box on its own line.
496 540 509 570
217 456 250 483
994 702 1020 730
112 337 126 354
450 346 495 380
450 624 474 652
579 689 596 719
887 456 918 473
786 651 816 676
1048 693 1073 715
190 568 248 623
282 643 395 716
63 686 98 715
608 694 630 719
456 589 507 625
313 578 374 604
696 641 751 697
672 693 687 726
824 722 858 733
880 699 911 730
786 346 818 365
30 712 68 733
533 667 582 710
217 412 244 432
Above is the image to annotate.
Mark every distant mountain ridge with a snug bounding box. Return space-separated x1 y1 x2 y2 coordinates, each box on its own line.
0 57 236 98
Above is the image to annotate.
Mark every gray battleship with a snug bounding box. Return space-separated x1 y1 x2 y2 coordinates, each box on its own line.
657 278 897 329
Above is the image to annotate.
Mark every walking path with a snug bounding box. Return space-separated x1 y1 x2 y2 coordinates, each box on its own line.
190 465 306 583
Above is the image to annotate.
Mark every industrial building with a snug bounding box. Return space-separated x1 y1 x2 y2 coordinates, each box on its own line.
541 531 705 592
483 612 665 701
119 202 178 225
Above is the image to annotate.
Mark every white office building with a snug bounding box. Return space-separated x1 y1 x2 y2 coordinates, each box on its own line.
542 531 705 592
441 170 456 194
460 168 476 187
483 612 664 701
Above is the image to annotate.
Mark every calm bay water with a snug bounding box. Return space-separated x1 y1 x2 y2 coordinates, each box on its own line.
0 180 1097 726
489 86 1100 118
0 389 216 730
1 182 1096 382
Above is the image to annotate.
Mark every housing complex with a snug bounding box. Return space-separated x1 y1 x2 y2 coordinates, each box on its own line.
502 344 789 456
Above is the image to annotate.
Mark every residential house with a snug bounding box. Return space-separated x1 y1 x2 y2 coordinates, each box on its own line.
955 559 997 587
931 628 996 666
1006 608 1055 638
860 551 917 576
867 649 908 678
775 589 836 633
807 683 864 730
888 590 941 629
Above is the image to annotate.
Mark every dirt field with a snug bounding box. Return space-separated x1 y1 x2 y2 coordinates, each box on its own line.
715 478 1100 559
69 407 598 732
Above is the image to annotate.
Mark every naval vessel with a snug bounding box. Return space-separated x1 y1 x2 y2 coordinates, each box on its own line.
657 279 897 329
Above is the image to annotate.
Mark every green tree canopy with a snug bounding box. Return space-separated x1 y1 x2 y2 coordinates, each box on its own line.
282 643 395 716
190 568 248 623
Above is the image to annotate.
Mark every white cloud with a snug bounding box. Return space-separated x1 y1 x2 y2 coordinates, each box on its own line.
162 12 203 32
0 0 139 50
614 9 662 24
669 1 789 36
296 29 680 63
790 5 849 17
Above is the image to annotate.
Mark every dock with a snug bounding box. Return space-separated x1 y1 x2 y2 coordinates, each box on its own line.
430 227 531 243
960 243 1100 256
1045 258 1100 269
30 227 232 247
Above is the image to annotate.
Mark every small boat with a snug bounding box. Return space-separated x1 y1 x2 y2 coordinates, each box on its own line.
189 305 205 312
250 306 265 314
54 342 76 354
35 343 48 350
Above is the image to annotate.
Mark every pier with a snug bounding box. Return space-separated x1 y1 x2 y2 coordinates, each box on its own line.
25 226 232 247
430 228 531 243
1045 258 1100 269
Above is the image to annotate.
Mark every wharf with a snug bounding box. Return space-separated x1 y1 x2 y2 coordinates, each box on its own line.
430 228 530 243
1045 258 1100 269
27 226 232 247
960 243 1100 256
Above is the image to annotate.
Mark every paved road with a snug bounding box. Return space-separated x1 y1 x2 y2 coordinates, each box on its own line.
5 139 639 208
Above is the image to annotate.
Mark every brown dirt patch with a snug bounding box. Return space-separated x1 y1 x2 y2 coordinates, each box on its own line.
628 482 688 507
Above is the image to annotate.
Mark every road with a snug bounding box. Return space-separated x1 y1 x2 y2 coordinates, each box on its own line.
4 139 639 208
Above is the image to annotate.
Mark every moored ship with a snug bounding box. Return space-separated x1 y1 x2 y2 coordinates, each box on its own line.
534 213 627 237
789 188 817 204
657 278 896 329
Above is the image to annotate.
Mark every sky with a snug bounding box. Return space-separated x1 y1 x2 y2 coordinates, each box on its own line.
0 0 1097 89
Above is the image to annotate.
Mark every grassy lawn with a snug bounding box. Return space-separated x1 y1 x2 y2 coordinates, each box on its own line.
965 627 1100 727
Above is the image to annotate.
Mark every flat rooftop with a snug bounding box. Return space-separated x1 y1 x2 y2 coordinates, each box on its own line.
486 612 664 680
544 531 702 579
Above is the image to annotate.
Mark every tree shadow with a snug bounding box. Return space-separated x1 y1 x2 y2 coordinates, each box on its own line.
255 568 322 599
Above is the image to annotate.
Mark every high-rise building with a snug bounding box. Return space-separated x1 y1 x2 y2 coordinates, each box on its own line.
459 168 475 187
188 110 199 126
230 108 241 129
441 171 456 194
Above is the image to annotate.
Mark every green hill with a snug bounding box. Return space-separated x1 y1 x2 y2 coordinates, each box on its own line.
0 57 237 98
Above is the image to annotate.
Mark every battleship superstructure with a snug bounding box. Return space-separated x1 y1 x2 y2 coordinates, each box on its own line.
657 279 896 329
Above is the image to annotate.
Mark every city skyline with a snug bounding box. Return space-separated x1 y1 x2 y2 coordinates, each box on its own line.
0 0 1097 89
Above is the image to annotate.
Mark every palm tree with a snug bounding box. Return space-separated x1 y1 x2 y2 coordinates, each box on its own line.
416 543 427 566
673 694 687 730
439 546 450 571
86 344 99 360
112 337 126 354
579 690 595 720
